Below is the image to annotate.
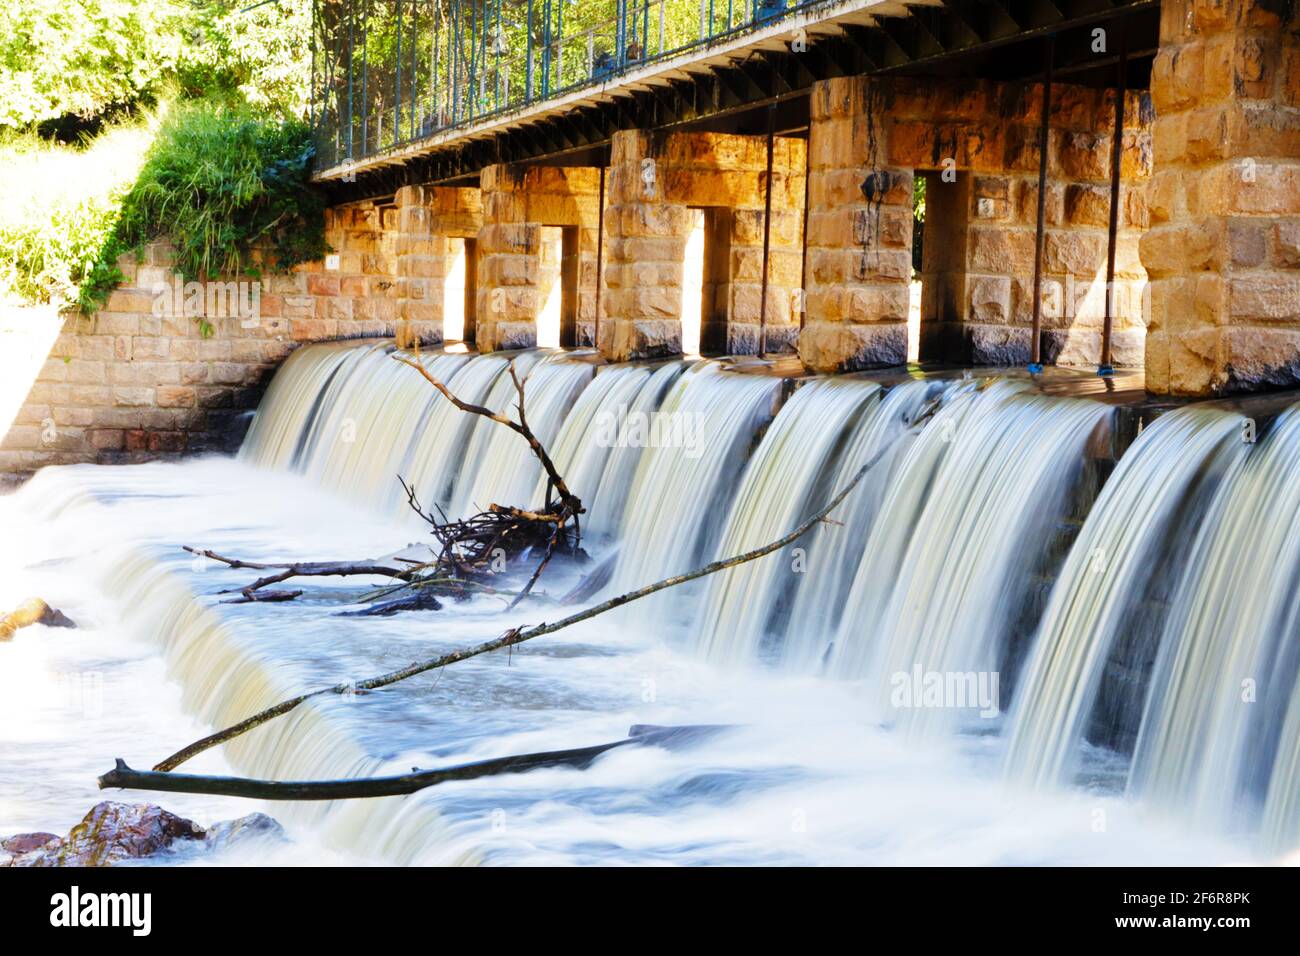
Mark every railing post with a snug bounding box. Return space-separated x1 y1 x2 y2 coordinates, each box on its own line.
541 0 552 96
395 0 403 143
1100 25 1128 377
310 0 317 132
526 0 535 99
557 0 565 88
1029 35 1054 373
347 0 355 158
616 0 627 67
759 101 776 359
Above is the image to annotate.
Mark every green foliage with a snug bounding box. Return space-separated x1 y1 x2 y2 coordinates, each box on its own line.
176 0 312 118
911 174 926 276
0 122 153 305
0 0 187 132
77 101 328 313
0 1 311 134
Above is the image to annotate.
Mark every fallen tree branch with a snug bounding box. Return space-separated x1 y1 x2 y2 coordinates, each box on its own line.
151 434 898 773
221 589 304 605
184 546 430 605
393 351 581 519
102 725 726 800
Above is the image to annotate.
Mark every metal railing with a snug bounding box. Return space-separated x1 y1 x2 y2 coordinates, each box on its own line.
311 0 821 170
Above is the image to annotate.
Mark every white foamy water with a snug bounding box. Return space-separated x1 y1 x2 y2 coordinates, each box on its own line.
3 342 1297 865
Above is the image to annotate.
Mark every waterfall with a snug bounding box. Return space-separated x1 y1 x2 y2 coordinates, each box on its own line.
1003 406 1249 790
444 352 588 518
776 378 945 672
792 381 1108 741
607 361 784 602
240 341 373 470
695 377 885 665
400 354 514 514
240 342 472 509
14 336 1300 862
1126 407 1300 840
100 549 482 865
534 361 688 540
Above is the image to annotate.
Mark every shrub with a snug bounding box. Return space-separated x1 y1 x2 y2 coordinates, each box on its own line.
78 100 329 314
0 0 186 133
0 122 152 306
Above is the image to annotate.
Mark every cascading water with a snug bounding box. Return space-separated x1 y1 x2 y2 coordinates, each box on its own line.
241 342 472 510
446 353 595 519
607 361 784 602
1061 403 1300 850
839 381 1111 738
533 360 688 540
401 354 515 514
695 377 885 665
776 378 946 672
1003 407 1250 790
6 339 1300 864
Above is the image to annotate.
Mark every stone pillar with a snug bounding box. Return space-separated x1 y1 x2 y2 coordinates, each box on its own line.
601 129 806 361
1143 0 1300 395
800 76 912 373
601 130 693 360
395 185 484 347
392 185 448 347
476 164 601 352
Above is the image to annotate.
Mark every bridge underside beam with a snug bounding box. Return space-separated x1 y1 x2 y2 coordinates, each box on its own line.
319 2 1158 205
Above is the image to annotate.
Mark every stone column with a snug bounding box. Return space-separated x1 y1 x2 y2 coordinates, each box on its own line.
1143 0 1300 395
601 129 805 361
800 76 912 373
600 130 693 361
392 185 448 347
476 164 602 352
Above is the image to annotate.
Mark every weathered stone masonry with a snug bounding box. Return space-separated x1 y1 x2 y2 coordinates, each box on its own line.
800 74 1152 373
1142 0 1300 395
476 164 601 351
600 129 806 361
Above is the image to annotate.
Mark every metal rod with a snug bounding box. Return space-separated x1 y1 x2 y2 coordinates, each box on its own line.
395 0 403 144
526 0 535 98
309 0 317 131
1029 35 1054 371
361 0 369 154
758 101 776 359
1100 24 1128 376
799 126 810 333
411 0 420 137
436 0 441 125
594 161 607 350
347 0 355 157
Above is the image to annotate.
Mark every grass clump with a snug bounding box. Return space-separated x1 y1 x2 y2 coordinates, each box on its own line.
77 100 328 314
0 121 153 307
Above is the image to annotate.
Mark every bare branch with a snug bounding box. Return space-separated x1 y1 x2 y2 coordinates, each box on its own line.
102 725 726 801
393 352 581 517
151 438 892 773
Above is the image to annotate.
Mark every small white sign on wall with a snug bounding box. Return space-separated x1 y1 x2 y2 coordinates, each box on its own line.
325 254 341 271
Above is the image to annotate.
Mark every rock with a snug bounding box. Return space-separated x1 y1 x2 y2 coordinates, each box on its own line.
0 597 77 640
3 806 287 866
5 802 205 867
2 832 58 853
204 813 286 853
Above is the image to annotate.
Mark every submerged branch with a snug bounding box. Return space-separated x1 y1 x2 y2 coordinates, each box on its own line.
185 547 425 603
103 725 726 801
392 351 581 518
151 438 894 773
